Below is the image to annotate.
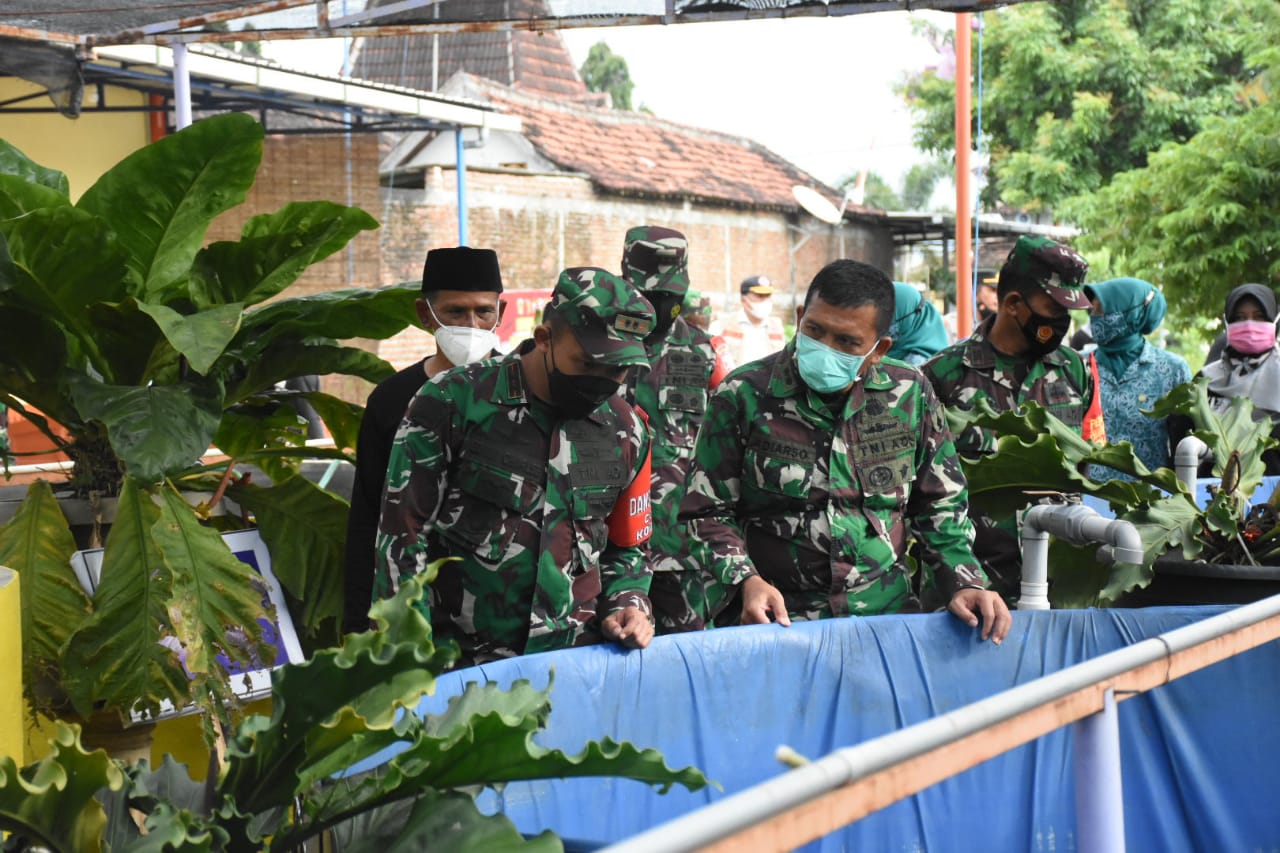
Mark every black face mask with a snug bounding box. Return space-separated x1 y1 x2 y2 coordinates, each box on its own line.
544 342 621 420
977 305 996 322
1018 300 1071 357
646 292 683 341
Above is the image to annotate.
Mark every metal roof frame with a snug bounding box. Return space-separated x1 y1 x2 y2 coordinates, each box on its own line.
0 40 521 133
0 1 1043 49
884 211 1077 249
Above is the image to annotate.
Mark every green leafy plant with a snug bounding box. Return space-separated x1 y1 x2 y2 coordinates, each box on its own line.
0 113 418 728
950 378 1277 607
0 572 710 851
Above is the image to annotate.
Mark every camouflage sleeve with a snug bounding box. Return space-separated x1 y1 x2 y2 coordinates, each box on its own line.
678 382 757 588
373 379 456 606
921 351 995 458
1076 353 1093 405
600 409 654 616
905 380 989 596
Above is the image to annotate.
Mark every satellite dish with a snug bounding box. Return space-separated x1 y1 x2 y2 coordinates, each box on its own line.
792 185 844 225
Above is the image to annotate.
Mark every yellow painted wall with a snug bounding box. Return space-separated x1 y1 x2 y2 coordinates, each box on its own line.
0 569 22 763
0 79 149 200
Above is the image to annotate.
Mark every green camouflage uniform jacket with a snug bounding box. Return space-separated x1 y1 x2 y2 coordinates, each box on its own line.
921 315 1091 597
679 342 987 620
375 344 653 664
921 315 1091 456
623 315 721 630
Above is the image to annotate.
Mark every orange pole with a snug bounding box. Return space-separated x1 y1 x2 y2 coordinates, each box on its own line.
954 13 973 339
148 94 168 142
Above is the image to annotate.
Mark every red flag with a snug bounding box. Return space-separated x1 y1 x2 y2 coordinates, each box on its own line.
1082 352 1107 445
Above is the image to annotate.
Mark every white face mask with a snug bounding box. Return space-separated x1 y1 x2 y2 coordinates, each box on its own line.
427 302 500 366
744 298 773 322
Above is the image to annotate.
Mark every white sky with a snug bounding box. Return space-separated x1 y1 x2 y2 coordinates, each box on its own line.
559 13 950 189
263 10 954 191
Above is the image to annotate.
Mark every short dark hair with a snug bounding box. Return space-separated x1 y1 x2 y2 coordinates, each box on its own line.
803 260 895 336
997 265 1046 302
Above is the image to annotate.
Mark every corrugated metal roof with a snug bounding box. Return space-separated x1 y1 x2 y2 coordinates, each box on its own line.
351 0 603 103
0 1 1042 47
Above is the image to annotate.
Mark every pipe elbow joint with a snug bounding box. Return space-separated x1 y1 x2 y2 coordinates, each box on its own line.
1174 435 1208 468
1106 519 1145 565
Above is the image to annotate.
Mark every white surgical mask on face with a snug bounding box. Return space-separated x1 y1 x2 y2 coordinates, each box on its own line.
744 298 773 322
427 302 499 366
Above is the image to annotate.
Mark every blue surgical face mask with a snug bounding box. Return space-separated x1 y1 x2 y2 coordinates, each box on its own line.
795 332 878 394
1089 311 1132 346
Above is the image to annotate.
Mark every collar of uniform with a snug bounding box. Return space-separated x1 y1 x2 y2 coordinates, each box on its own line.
959 315 998 370
503 338 613 425
764 338 897 395
765 339 803 398
663 315 695 346
961 315 1073 371
862 358 896 391
494 342 533 406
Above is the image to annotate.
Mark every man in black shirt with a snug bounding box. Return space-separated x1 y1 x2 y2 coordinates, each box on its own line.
342 246 504 632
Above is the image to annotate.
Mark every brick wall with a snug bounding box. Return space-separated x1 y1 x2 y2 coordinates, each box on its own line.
207 137 895 405
373 166 896 372
208 134 383 297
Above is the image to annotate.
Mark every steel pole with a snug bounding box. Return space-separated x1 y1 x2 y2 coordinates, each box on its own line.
172 42 192 128
455 126 468 245
1073 687 1126 853
954 13 972 338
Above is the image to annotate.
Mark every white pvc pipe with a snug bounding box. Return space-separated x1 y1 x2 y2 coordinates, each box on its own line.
172 43 192 129
1174 435 1207 497
1019 504 1144 610
600 594 1280 853
1020 523 1051 611
1074 687 1126 853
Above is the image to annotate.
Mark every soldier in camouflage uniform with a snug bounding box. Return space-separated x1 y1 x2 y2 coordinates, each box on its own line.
680 259 1010 642
922 236 1093 599
376 268 658 665
619 226 729 632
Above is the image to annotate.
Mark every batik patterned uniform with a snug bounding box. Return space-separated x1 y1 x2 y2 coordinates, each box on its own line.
375 347 652 665
1092 342 1191 480
680 343 987 620
624 316 724 630
921 315 1091 596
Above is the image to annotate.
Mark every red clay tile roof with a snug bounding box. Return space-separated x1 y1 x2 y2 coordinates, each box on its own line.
467 76 848 213
351 0 599 102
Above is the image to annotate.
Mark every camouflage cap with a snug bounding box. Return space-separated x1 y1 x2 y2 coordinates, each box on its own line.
1001 236 1090 310
682 287 712 316
547 267 655 366
621 225 690 296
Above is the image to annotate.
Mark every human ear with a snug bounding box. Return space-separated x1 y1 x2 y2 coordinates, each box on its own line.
415 298 437 331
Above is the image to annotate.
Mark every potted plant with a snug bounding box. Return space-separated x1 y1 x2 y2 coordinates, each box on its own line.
0 113 419 740
948 378 1280 608
0 572 710 850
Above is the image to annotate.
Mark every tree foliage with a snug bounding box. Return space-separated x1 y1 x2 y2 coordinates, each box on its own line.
901 160 950 210
1070 46 1280 317
837 160 949 212
579 42 634 111
900 1 1263 213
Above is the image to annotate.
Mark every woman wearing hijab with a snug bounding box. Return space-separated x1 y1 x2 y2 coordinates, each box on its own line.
887 282 950 366
1198 283 1280 473
1085 278 1191 481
